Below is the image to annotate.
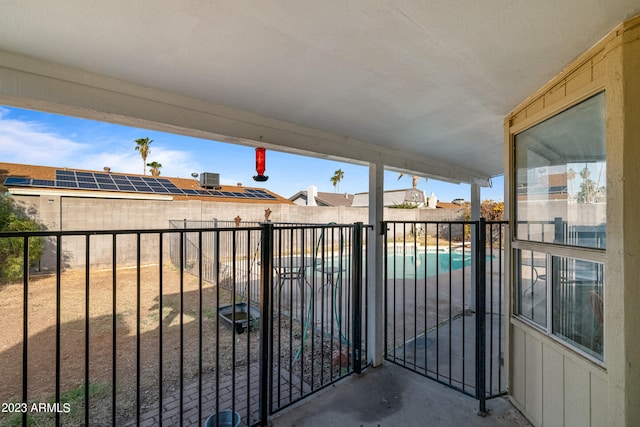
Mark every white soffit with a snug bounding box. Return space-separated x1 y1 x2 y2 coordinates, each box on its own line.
0 1 639 184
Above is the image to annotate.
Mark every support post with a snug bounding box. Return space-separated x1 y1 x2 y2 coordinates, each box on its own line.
352 222 363 373
367 161 384 366
259 223 274 425
476 218 487 416
470 183 481 310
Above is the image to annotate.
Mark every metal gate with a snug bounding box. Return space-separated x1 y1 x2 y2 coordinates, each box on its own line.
383 219 507 411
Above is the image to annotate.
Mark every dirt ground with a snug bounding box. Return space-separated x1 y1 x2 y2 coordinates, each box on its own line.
0 264 347 426
0 264 264 426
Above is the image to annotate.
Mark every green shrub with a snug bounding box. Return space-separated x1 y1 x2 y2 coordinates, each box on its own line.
0 196 44 282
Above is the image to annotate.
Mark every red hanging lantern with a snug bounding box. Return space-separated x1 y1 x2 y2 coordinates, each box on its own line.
253 147 269 182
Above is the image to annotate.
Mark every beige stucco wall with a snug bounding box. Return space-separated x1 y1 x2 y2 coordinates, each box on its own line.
505 15 640 427
9 194 463 269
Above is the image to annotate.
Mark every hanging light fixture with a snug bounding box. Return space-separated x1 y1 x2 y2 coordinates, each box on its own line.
253 147 269 182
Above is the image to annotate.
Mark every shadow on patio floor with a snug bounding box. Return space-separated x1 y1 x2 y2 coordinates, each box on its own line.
270 362 531 427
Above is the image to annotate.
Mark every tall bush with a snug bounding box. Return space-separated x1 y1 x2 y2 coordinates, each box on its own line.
0 196 44 282
462 200 505 242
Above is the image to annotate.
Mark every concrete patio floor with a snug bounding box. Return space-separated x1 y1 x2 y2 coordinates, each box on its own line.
270 362 530 427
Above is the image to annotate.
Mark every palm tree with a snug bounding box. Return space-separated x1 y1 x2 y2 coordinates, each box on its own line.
330 169 345 193
134 137 153 175
398 173 424 189
567 168 576 198
146 161 162 177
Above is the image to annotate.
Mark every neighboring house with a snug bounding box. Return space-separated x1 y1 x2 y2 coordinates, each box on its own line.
289 186 354 207
0 162 290 204
435 201 466 209
351 188 427 208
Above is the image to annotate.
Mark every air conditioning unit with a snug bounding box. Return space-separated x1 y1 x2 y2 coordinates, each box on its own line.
199 172 220 189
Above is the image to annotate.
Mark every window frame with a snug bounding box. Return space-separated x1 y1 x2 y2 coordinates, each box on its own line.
511 91 607 365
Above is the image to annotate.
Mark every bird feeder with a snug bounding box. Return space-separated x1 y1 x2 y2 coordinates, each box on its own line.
253 147 269 182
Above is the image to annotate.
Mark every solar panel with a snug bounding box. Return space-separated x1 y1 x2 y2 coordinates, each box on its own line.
31 179 55 187
78 182 98 189
98 183 118 190
95 176 115 184
4 170 279 200
4 177 31 186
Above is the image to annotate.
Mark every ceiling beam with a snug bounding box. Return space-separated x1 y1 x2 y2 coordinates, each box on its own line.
0 49 491 186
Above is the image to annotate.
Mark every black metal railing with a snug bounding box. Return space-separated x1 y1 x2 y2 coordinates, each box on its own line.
0 222 368 427
267 223 368 415
383 219 507 409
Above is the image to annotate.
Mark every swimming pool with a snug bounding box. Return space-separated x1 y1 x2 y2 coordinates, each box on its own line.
386 248 472 279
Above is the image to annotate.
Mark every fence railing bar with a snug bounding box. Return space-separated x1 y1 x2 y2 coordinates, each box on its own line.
412 225 418 371
85 234 91 427
22 236 29 427
435 224 440 381
352 222 363 374
489 223 495 395
111 234 117 426
198 231 203 426
55 235 62 427
259 223 273 426
134 233 141 426
215 230 221 424
476 218 487 415
231 231 237 421
178 231 184 427
448 224 453 387
158 234 164 427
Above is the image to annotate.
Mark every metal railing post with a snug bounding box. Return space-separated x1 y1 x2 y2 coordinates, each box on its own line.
476 218 487 416
259 223 274 425
352 222 363 374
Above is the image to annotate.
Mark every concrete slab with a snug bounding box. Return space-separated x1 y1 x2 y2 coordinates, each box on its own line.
270 363 530 427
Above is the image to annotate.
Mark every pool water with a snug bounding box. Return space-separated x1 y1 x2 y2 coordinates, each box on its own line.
387 249 472 279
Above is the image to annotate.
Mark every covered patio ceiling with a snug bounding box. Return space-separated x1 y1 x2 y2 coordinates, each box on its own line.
1 1 639 186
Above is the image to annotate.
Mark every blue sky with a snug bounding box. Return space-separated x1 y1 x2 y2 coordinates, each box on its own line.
0 106 504 202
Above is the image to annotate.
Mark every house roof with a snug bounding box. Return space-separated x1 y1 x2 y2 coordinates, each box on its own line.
436 202 466 209
289 190 354 207
0 162 291 204
352 188 426 207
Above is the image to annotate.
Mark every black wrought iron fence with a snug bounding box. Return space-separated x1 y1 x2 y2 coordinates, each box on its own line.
383 219 507 410
0 222 368 427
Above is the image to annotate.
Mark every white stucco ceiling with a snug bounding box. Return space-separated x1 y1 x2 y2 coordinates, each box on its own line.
0 1 639 184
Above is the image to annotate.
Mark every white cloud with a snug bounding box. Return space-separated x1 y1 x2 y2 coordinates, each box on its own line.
0 113 88 166
0 112 207 178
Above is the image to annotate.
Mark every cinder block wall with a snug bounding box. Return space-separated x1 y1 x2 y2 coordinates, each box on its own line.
11 195 464 270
